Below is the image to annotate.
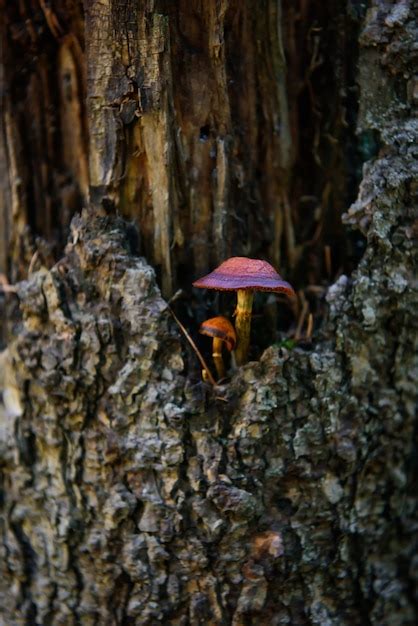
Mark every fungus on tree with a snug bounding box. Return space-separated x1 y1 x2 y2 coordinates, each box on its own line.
193 257 295 365
199 316 236 380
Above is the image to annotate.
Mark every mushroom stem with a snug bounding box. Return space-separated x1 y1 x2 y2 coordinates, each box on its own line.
235 289 254 365
212 337 225 379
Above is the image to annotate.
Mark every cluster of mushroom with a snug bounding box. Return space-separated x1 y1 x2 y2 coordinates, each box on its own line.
193 257 295 380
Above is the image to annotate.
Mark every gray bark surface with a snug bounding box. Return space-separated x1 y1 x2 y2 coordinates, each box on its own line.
0 1 417 625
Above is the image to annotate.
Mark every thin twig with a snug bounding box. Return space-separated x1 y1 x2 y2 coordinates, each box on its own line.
282 192 297 270
39 0 64 38
294 291 309 341
305 313 314 340
28 250 39 275
324 245 332 278
0 274 17 293
168 289 185 305
167 305 216 386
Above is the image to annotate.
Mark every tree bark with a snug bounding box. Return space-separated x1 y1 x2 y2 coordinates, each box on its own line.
1 1 417 625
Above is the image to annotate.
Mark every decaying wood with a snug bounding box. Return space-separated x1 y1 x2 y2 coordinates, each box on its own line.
1 0 362 300
0 1 417 625
0 0 87 295
85 0 289 297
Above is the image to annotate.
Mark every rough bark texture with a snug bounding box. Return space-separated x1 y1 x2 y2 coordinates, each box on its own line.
1 1 417 625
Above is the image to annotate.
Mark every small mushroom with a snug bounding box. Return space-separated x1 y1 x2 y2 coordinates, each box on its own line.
193 257 295 365
199 316 236 380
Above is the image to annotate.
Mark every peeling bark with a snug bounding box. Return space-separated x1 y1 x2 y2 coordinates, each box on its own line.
0 1 417 625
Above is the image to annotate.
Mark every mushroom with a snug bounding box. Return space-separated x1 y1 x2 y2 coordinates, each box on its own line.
193 257 295 365
199 316 236 380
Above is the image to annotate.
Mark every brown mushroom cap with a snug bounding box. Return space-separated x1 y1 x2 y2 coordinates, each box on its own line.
199 316 236 351
193 257 295 295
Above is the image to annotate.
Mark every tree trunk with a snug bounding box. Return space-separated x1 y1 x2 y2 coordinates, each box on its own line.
1 1 417 625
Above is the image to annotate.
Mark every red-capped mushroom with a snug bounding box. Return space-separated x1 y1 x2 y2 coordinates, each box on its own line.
199 316 236 380
193 257 295 365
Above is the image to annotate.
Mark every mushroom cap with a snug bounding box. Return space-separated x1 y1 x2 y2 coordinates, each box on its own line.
193 257 295 295
199 316 236 351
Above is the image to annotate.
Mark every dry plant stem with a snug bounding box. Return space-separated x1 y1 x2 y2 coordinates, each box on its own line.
168 306 216 386
212 337 225 380
282 192 297 269
0 274 17 293
235 289 254 366
28 251 39 275
306 313 314 340
324 245 332 277
295 291 309 341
